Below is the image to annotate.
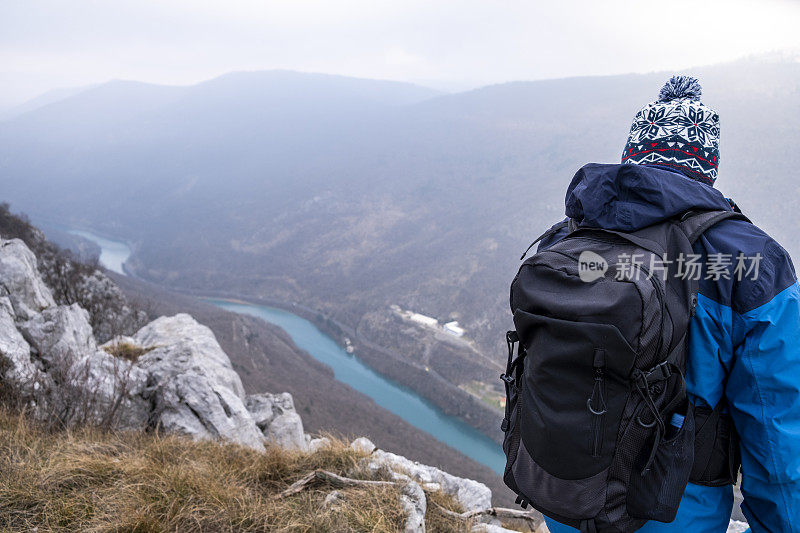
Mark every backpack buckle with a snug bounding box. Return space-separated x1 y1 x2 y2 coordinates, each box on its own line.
500 373 515 385
514 495 529 509
645 361 672 383
633 362 672 389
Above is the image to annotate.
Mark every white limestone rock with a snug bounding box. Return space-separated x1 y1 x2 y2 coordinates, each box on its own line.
355 440 492 512
134 314 245 397
471 525 521 533
728 520 749 533
0 238 55 320
396 474 427 533
246 392 307 450
308 436 332 453
18 303 97 364
0 238 276 451
350 437 377 454
0 297 35 382
133 314 265 451
372 449 491 511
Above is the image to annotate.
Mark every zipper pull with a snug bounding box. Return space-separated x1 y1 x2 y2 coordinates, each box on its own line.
587 349 607 416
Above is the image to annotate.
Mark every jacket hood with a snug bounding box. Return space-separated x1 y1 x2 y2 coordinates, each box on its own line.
565 163 731 232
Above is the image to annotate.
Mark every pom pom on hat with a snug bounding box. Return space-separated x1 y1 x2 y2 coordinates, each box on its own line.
658 75 702 102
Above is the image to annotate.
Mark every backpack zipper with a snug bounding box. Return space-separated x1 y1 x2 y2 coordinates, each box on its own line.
588 349 607 457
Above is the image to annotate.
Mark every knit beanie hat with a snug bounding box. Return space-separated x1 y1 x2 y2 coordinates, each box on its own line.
621 76 720 185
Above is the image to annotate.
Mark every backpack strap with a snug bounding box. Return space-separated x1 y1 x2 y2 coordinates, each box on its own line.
679 210 751 244
519 220 569 260
678 208 749 486
678 209 751 314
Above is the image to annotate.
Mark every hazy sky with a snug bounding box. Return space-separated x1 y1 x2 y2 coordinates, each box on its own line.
2 0 799 108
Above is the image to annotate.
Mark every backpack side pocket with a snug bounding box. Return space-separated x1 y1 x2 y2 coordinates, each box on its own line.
501 331 525 491
627 399 695 522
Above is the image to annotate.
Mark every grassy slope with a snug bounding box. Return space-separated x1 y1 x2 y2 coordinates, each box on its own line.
0 409 470 532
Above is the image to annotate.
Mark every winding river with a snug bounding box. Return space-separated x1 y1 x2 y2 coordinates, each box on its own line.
67 229 130 275
74 229 506 474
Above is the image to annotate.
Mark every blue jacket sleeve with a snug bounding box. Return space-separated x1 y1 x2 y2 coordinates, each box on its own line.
728 269 800 532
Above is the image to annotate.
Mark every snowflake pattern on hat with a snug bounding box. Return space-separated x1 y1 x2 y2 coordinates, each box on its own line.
622 76 720 184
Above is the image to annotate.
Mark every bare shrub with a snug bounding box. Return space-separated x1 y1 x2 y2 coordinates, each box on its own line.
41 349 138 431
0 348 140 432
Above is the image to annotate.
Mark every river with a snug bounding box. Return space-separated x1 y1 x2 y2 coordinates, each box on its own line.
67 229 130 275
73 229 507 474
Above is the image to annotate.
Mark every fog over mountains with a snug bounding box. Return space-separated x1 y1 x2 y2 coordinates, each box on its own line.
2 57 799 439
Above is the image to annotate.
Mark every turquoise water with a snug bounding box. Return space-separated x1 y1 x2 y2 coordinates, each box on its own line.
68 229 130 275
205 299 506 473
73 228 506 474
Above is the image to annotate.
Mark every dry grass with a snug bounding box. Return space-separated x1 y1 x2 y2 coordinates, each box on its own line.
0 409 470 532
101 342 153 362
424 488 470 533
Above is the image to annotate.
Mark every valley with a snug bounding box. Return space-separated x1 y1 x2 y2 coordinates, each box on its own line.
2 59 798 514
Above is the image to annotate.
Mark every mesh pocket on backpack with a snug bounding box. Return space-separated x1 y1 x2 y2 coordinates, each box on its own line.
502 377 522 482
627 400 695 522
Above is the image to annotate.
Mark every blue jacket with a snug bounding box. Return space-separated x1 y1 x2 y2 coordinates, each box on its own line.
540 164 800 533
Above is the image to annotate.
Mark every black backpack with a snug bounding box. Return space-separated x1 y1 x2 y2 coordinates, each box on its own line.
501 210 747 533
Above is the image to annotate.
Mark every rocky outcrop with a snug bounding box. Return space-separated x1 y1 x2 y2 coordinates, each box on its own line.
19 303 97 363
397 475 427 533
0 238 148 428
246 392 308 450
351 436 499 532
72 269 147 343
126 314 265 451
353 437 491 512
0 296 36 383
0 237 302 451
0 239 55 320
0 210 147 343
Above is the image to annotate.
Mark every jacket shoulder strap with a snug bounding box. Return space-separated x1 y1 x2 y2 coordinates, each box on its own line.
679 210 751 245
